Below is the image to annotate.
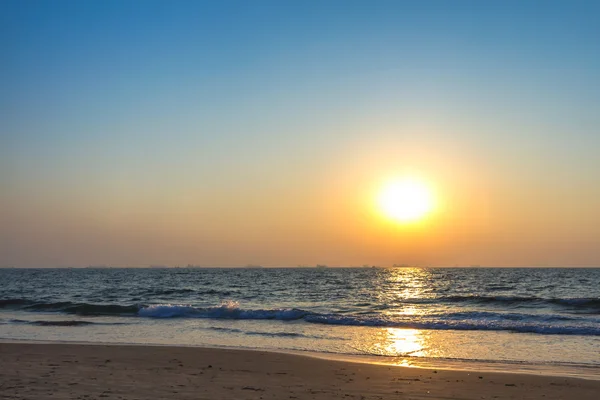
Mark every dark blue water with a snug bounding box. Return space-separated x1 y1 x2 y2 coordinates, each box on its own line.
1 267 599 374
2 267 599 334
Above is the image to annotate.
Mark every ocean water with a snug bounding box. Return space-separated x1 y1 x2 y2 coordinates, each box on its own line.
1 267 599 378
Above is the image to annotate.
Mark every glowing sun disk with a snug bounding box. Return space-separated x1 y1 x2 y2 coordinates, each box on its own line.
378 178 434 222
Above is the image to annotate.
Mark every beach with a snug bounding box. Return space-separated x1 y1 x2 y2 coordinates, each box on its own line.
2 268 600 387
1 342 598 400
4 0 600 397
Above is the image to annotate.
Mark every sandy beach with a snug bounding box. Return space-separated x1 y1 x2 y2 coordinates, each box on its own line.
1 342 598 400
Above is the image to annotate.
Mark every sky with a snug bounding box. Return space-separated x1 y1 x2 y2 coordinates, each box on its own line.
1 0 599 267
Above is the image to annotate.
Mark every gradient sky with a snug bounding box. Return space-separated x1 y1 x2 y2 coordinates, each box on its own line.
2 0 599 267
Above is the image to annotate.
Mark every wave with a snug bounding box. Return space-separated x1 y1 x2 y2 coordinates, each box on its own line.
303 314 600 335
552 298 600 307
4 295 598 314
2 298 599 335
407 295 600 311
135 303 600 335
30 320 96 327
58 303 139 316
137 288 236 297
0 298 34 307
437 311 590 323
205 326 327 339
138 303 307 320
0 299 139 316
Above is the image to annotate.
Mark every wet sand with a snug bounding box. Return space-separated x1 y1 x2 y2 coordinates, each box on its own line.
1 342 598 399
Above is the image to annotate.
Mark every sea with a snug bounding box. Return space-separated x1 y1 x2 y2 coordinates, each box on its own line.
1 267 599 379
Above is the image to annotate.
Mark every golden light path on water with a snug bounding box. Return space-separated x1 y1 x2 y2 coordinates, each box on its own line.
345 268 434 362
363 328 426 357
341 268 522 367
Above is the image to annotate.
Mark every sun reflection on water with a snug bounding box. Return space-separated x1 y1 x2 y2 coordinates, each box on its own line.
384 328 425 355
374 268 436 306
354 328 427 357
353 269 438 363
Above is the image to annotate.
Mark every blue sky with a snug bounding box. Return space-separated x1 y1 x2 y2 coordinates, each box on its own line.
2 1 599 267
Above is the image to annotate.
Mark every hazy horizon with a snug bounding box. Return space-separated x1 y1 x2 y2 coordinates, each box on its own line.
1 265 599 269
2 1 599 268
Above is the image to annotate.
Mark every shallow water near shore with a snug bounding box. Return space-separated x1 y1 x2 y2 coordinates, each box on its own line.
1 267 599 378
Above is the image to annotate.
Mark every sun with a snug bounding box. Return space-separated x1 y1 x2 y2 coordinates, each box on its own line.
377 178 435 223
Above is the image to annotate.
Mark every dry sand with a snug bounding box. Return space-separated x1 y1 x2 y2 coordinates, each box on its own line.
1 342 598 399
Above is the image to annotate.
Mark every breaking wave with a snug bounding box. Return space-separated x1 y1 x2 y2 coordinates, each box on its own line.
2 297 599 335
137 303 600 335
138 302 308 320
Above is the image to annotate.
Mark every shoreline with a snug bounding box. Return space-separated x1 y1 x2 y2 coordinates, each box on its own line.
2 337 599 381
1 342 599 399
